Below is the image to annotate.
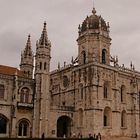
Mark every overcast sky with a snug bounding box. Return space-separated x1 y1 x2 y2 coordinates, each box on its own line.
0 0 140 71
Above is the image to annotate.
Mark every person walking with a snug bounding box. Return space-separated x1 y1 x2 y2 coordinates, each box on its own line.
88 133 94 140
98 133 101 140
41 133 45 140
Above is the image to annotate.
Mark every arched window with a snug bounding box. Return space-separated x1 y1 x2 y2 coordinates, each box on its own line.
103 82 110 99
44 62 47 70
40 62 42 70
18 120 29 137
20 87 29 103
78 108 83 126
0 115 7 134
28 71 30 75
120 85 126 103
0 84 4 99
103 107 111 127
121 110 127 128
102 49 106 64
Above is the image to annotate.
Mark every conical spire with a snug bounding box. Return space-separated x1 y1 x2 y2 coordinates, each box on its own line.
24 34 32 56
39 21 48 46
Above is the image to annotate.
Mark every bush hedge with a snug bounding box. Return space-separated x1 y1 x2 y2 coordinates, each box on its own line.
0 138 89 140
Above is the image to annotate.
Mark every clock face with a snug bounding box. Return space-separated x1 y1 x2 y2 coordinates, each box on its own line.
63 75 69 88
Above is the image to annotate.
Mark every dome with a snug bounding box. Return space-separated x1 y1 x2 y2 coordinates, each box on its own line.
80 8 108 33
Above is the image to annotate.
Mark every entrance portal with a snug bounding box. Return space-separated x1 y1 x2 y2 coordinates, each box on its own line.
57 116 72 137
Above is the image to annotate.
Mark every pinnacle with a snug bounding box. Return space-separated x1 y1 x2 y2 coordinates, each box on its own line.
43 21 47 31
44 21 46 27
26 34 31 47
28 34 30 40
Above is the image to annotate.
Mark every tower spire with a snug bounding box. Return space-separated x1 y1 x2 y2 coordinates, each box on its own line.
20 34 34 78
39 21 48 46
24 34 32 56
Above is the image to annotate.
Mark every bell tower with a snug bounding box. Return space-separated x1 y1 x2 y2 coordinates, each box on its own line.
77 7 111 65
35 22 51 74
33 22 51 138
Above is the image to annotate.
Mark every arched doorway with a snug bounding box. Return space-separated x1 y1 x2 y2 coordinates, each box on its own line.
57 116 72 138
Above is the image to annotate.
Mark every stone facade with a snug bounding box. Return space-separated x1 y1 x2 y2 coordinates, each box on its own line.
0 6 139 139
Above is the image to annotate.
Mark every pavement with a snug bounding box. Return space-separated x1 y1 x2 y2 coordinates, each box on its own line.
102 136 140 140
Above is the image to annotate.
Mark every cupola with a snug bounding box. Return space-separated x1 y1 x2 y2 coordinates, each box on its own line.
78 7 110 36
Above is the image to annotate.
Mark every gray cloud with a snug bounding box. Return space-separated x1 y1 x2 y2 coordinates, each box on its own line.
0 0 140 70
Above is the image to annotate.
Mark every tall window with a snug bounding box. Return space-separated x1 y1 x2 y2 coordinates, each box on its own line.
104 84 108 98
81 51 86 64
79 84 83 100
120 85 126 103
44 62 47 70
78 109 83 127
18 120 29 137
0 84 4 99
102 49 106 64
20 87 29 103
121 110 127 127
0 115 7 134
40 62 42 70
103 107 111 127
104 82 109 99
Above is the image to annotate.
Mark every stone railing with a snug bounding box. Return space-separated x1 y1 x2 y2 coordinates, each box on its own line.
17 102 33 109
